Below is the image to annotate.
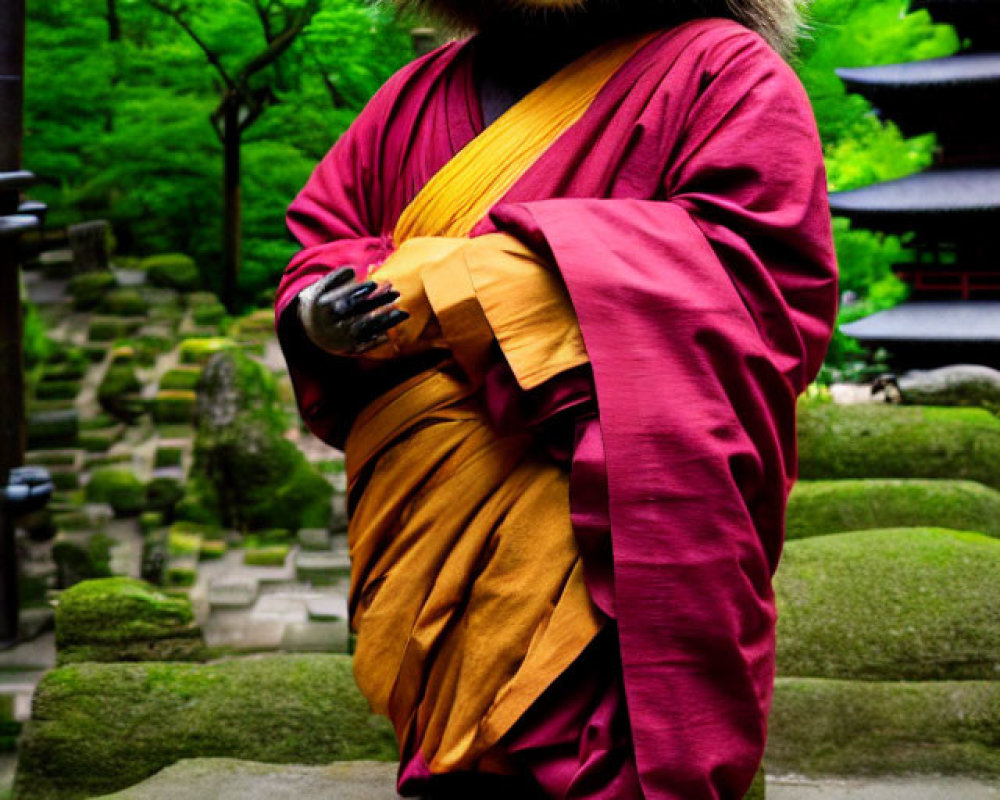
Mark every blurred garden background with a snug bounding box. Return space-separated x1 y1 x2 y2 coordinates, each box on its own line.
2 0 999 798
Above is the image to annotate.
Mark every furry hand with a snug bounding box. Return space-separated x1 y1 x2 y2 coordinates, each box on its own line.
297 267 408 356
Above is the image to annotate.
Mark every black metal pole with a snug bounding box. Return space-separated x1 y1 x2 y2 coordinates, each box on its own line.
0 0 28 645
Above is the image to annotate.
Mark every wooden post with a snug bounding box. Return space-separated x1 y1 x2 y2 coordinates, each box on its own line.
0 0 28 645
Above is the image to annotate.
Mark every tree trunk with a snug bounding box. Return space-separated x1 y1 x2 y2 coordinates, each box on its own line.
221 95 241 312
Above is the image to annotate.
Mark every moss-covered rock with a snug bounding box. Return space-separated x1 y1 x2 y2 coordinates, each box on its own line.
88 316 141 343
151 390 196 424
189 351 330 532
786 479 1000 540
142 254 200 292
78 427 122 454
899 365 1000 415
1 694 21 753
98 364 144 423
797 404 1000 488
14 655 397 800
153 446 184 469
55 578 204 666
191 302 227 326
27 409 78 449
159 366 201 392
178 337 236 365
775 528 1000 680
228 309 275 342
767 678 1000 776
35 379 81 401
100 289 149 317
85 469 146 517
67 272 116 310
244 544 290 567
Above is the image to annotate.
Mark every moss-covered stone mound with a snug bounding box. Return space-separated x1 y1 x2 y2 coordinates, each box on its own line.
184 351 331 532
55 578 204 665
797 404 1000 488
14 655 398 800
786 479 1000 540
775 528 1000 680
767 678 1000 776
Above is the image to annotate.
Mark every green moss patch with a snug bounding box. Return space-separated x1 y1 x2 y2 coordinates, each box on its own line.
776 528 1000 680
142 254 200 292
67 272 116 310
151 390 196 424
767 678 1000 777
55 578 203 667
85 469 146 517
159 367 201 392
178 337 236 365
14 655 397 800
797 404 1000 488
88 316 141 343
100 289 149 317
27 410 78 449
98 364 144 424
786 479 1000 540
153 446 184 469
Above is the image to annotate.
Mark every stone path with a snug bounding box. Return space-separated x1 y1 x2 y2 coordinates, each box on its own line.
769 776 1000 800
92 760 1000 800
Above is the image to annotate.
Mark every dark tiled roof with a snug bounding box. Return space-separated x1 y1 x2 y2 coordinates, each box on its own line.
829 169 1000 226
837 53 1000 89
841 300 1000 342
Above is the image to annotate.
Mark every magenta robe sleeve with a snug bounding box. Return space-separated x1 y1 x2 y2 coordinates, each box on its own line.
489 33 838 800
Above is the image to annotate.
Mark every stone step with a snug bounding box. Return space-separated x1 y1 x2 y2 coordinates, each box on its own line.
94 758 400 799
93 759 1000 800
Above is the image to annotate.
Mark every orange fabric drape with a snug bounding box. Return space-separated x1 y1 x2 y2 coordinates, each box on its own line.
345 36 648 772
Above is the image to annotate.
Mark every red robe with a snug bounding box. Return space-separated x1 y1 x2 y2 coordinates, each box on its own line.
277 18 838 799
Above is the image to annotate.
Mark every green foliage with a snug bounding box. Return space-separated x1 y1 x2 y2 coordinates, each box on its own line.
793 0 961 376
14 655 397 800
25 0 415 307
85 468 147 517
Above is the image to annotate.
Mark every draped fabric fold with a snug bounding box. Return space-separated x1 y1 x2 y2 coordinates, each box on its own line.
276 17 838 799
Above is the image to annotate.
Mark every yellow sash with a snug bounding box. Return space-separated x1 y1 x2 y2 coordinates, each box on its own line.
392 33 651 244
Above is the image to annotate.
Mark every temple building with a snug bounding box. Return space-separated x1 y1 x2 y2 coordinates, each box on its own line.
830 0 1000 367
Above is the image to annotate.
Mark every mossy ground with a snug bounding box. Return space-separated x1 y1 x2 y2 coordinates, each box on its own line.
14 655 398 800
767 678 1000 776
786 479 1000 540
55 578 197 650
797 404 1000 488
775 528 1000 680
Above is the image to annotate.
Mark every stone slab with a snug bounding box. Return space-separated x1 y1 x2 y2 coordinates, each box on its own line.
306 596 348 622
280 621 349 653
207 579 259 609
95 758 400 800
769 776 1000 800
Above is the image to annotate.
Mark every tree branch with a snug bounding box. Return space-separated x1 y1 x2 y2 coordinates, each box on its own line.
145 0 237 89
237 0 319 82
